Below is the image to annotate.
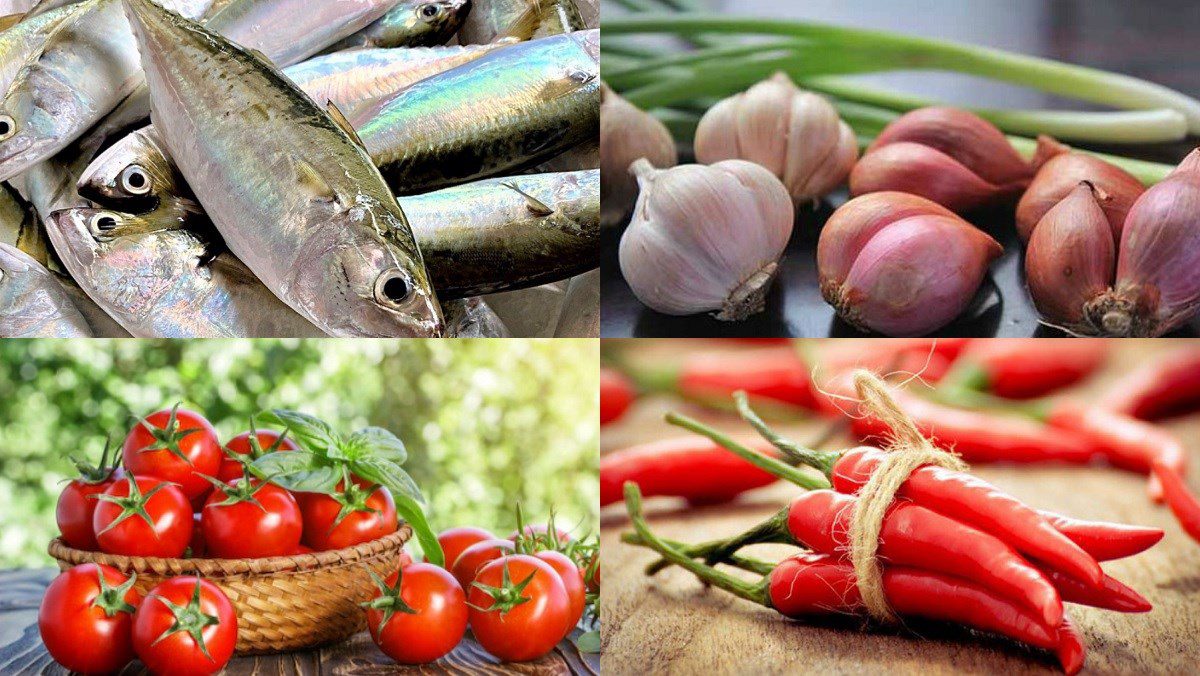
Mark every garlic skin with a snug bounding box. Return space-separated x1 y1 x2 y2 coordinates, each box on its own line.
618 159 794 320
850 107 1034 212
600 82 677 228
693 73 857 204
1016 137 1145 243
818 191 1002 336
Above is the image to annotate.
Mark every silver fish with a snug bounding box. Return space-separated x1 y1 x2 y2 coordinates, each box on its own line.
78 41 511 209
125 0 442 336
47 207 327 337
349 29 600 194
458 0 582 44
0 5 78 97
0 242 93 337
399 169 598 298
327 0 470 51
443 297 510 337
55 276 133 336
206 0 401 67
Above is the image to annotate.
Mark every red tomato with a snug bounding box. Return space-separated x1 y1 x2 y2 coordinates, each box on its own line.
216 429 298 482
535 550 586 637
132 577 236 676
450 538 514 590
434 526 495 570
297 482 398 551
600 368 636 425
56 444 123 551
201 478 302 558
294 544 315 554
509 523 572 545
122 406 221 501
364 562 467 664
188 513 206 558
467 555 571 662
39 563 141 674
92 476 193 558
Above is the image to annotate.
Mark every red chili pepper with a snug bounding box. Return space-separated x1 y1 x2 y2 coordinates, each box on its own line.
1042 569 1151 613
1100 347 1200 420
817 338 969 385
1153 460 1200 542
676 347 817 410
1036 511 1163 562
1055 619 1086 676
599 437 783 507
942 339 1108 399
600 368 636 426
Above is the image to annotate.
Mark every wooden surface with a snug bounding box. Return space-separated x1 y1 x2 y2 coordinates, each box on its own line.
599 340 1200 674
0 567 599 675
599 0 1200 338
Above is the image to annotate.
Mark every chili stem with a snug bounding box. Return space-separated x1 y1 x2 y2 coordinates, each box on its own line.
642 507 791 575
734 391 841 477
623 483 770 605
623 533 784 577
663 412 832 490
926 385 1052 422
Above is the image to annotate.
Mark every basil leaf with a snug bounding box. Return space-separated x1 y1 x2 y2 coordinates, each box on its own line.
576 630 600 653
351 457 423 504
392 492 443 567
273 467 342 493
346 427 407 464
260 410 340 455
253 451 340 493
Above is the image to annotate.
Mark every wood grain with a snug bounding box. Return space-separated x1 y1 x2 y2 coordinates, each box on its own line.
600 339 1200 674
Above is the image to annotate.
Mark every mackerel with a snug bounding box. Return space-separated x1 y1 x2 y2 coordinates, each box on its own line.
458 0 583 44
0 242 93 337
326 0 469 51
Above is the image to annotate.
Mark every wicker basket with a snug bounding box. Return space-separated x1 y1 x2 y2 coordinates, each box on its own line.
48 525 411 655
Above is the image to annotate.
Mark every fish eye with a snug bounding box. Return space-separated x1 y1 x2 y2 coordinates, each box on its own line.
88 211 121 238
120 165 151 195
374 269 413 307
420 3 440 17
0 115 15 141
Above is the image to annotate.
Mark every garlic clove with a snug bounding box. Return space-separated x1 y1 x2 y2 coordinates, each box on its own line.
600 82 678 229
817 191 957 291
618 159 794 320
1024 182 1117 331
849 142 1026 212
1016 139 1145 243
832 214 1002 336
867 107 1033 186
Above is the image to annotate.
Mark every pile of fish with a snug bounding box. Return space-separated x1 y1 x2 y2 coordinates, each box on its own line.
0 0 599 337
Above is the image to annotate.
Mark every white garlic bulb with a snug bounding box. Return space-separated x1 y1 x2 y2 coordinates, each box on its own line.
694 73 858 204
618 159 794 320
600 82 677 228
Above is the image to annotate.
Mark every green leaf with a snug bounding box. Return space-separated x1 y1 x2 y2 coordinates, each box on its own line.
260 410 340 455
253 451 341 493
393 492 443 567
346 427 407 464
352 457 424 504
576 630 600 653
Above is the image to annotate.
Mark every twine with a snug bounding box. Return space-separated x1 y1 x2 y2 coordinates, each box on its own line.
848 370 967 624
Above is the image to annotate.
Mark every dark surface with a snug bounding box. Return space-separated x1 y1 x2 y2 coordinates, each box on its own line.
600 0 1200 337
0 568 599 675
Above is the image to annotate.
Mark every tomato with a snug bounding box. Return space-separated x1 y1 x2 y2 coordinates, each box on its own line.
297 482 398 551
433 526 495 570
450 538 514 590
509 523 572 545
93 476 193 558
39 563 140 674
132 577 236 676
188 513 206 558
122 406 221 502
467 555 571 662
201 478 302 558
364 562 467 664
56 479 116 551
216 429 297 482
294 544 315 554
534 550 586 637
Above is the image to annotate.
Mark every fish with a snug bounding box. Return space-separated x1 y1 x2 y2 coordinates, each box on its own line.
349 29 599 194
46 206 328 337
0 180 52 265
0 242 93 337
0 5 78 96
78 41 511 210
443 297 510 337
399 169 598 298
124 0 442 336
55 276 133 336
326 0 471 51
458 0 583 44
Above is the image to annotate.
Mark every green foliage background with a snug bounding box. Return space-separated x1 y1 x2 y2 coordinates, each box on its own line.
0 339 598 568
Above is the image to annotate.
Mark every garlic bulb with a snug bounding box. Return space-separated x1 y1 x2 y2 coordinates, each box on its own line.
600 82 677 228
818 191 1003 336
694 73 858 204
1015 136 1145 243
850 107 1035 212
618 159 794 320
1025 150 1200 336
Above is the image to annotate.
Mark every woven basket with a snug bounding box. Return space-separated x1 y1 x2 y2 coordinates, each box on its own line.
48 524 411 655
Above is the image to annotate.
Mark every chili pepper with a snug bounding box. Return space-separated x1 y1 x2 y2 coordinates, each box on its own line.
623 346 819 412
815 339 967 386
1036 511 1163 562
669 398 1105 586
940 339 1108 400
600 368 636 426
1100 347 1200 420
1043 569 1151 613
1153 460 1200 542
1056 619 1086 676
622 484 1077 674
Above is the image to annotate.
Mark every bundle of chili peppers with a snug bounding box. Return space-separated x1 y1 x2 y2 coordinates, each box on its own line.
620 378 1163 674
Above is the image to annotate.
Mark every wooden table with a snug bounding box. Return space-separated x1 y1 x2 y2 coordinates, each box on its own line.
600 340 1200 674
0 568 599 675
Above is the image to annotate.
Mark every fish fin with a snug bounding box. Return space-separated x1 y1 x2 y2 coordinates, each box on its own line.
538 73 592 102
0 13 22 31
499 0 550 41
500 182 555 217
325 101 367 151
247 48 275 67
291 156 338 203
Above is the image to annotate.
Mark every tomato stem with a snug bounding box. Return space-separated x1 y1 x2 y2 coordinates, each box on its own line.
93 476 175 535
149 579 222 662
93 570 138 617
361 568 418 635
467 559 536 615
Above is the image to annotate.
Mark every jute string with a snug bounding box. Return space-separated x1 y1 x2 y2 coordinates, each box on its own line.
848 370 967 624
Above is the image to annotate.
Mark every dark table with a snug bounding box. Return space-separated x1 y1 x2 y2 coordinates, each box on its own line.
0 569 599 675
601 0 1200 337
